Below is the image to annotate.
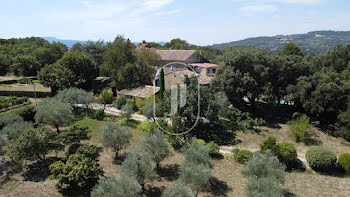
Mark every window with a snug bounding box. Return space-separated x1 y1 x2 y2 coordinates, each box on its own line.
171 65 174 71
199 68 202 74
155 79 160 87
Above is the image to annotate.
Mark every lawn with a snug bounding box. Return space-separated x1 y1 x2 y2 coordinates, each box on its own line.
1 116 350 197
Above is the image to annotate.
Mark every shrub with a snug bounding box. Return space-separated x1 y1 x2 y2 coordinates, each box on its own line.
121 151 156 192
58 125 91 146
0 133 8 150
113 95 127 109
338 153 350 174
235 149 253 164
278 142 297 169
287 114 317 144
138 121 159 133
1 121 33 140
92 109 105 120
206 141 220 156
8 127 59 163
141 130 170 169
245 177 283 197
17 106 35 122
196 139 206 145
49 151 103 189
167 134 183 150
140 102 163 120
334 126 350 142
100 122 132 159
260 136 280 156
0 114 23 129
305 146 337 172
91 176 140 197
231 148 240 155
121 104 134 120
126 99 135 109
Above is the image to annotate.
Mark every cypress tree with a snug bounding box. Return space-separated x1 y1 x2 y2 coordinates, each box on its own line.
160 68 165 99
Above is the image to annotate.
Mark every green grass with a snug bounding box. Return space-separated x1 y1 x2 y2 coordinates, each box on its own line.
0 105 33 117
73 117 108 143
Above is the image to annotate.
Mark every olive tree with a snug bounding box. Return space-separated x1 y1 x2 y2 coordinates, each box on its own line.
141 130 170 169
100 122 132 159
91 175 140 197
242 150 286 197
178 163 212 197
34 98 73 132
55 87 94 107
121 151 156 193
162 182 194 197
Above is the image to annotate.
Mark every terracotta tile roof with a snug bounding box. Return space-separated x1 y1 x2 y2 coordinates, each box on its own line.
165 69 213 85
118 85 160 98
135 44 158 52
189 63 218 68
156 50 198 61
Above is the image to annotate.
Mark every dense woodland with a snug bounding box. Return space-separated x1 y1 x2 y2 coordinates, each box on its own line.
0 35 350 197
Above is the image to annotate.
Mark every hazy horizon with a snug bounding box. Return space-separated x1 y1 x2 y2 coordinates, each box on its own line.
1 0 350 45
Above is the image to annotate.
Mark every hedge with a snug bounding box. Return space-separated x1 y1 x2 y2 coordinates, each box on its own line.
0 91 50 98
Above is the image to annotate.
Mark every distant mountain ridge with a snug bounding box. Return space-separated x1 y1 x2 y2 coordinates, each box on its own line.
41 37 87 48
209 30 350 55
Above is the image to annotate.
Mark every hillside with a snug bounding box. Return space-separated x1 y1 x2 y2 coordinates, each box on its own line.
41 37 86 48
210 30 350 55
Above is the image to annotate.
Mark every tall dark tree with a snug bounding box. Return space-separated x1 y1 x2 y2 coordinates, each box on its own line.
212 47 269 109
159 68 165 99
281 42 304 56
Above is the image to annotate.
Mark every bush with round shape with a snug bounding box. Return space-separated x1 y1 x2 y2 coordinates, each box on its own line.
206 141 220 156
305 146 337 172
338 153 350 174
277 142 297 169
235 150 253 165
260 136 280 156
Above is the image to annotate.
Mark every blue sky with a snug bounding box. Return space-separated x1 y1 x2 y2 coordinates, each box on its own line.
0 0 350 45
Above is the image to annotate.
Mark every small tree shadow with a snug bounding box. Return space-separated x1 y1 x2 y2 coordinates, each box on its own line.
145 185 164 197
205 176 232 196
156 164 179 181
283 189 296 197
113 153 127 165
193 123 238 146
22 157 60 182
59 185 93 197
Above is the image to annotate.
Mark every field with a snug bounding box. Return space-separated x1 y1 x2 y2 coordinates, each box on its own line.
1 115 350 197
0 83 50 93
